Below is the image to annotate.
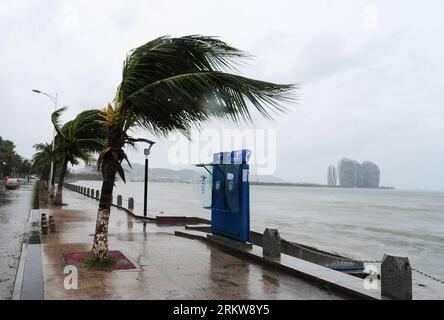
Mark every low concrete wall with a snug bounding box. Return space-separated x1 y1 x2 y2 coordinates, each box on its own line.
250 230 362 269
156 216 210 225
249 230 263 246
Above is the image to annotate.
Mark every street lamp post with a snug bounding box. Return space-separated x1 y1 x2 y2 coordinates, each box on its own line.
32 89 58 195
143 141 155 217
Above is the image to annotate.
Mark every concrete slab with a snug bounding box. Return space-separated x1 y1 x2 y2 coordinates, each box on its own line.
20 244 44 300
207 234 253 250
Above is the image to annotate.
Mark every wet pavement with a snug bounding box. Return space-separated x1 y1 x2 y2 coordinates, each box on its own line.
39 189 346 300
0 180 34 299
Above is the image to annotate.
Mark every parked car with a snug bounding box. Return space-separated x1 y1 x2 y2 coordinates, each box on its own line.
5 178 20 190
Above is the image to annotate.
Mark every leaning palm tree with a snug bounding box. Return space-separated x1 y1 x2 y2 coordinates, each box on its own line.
92 35 296 262
51 107 107 206
32 142 60 188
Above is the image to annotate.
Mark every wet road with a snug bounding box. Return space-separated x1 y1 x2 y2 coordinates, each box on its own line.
0 181 34 299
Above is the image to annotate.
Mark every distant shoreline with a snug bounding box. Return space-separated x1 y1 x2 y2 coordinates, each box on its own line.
249 181 395 189
67 176 394 190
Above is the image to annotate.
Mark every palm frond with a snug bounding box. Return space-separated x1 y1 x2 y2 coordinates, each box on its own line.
129 71 295 136
51 107 68 138
115 35 297 137
31 142 59 171
118 35 249 105
54 108 107 167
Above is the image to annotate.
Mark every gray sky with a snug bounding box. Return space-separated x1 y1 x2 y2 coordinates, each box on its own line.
1 0 443 190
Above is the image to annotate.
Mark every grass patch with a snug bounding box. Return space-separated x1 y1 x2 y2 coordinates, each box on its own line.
32 181 40 209
84 256 117 271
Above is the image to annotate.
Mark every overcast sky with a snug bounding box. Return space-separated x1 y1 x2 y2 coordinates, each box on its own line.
1 0 443 190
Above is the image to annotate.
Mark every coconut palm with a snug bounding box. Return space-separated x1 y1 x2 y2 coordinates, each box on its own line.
51 107 107 205
32 142 60 187
92 35 296 262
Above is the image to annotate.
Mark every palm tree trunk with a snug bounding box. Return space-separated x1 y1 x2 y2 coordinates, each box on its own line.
49 161 57 198
41 169 46 186
53 157 68 205
42 166 49 189
91 158 117 261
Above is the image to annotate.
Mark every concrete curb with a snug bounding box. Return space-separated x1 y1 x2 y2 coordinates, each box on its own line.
12 209 41 300
20 243 44 300
12 209 44 300
112 201 210 225
12 243 27 300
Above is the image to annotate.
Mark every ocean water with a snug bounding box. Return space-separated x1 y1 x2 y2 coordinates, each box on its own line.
74 180 444 280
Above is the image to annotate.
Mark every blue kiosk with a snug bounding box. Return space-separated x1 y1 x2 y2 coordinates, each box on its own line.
196 149 251 242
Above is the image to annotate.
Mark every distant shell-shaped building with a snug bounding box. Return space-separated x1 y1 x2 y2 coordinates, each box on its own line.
336 158 381 188
337 158 360 187
360 161 380 188
327 165 337 186
356 162 365 188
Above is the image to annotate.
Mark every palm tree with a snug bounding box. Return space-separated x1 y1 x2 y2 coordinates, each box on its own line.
51 107 107 205
32 142 59 187
92 35 296 262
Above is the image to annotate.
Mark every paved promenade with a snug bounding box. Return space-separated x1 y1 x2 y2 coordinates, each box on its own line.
36 189 346 300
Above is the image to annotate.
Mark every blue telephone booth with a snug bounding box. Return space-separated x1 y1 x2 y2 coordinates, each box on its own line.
196 149 251 242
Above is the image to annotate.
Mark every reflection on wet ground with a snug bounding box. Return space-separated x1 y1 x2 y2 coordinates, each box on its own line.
0 181 34 299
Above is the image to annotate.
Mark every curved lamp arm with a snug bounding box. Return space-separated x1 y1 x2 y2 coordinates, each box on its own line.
32 89 57 105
